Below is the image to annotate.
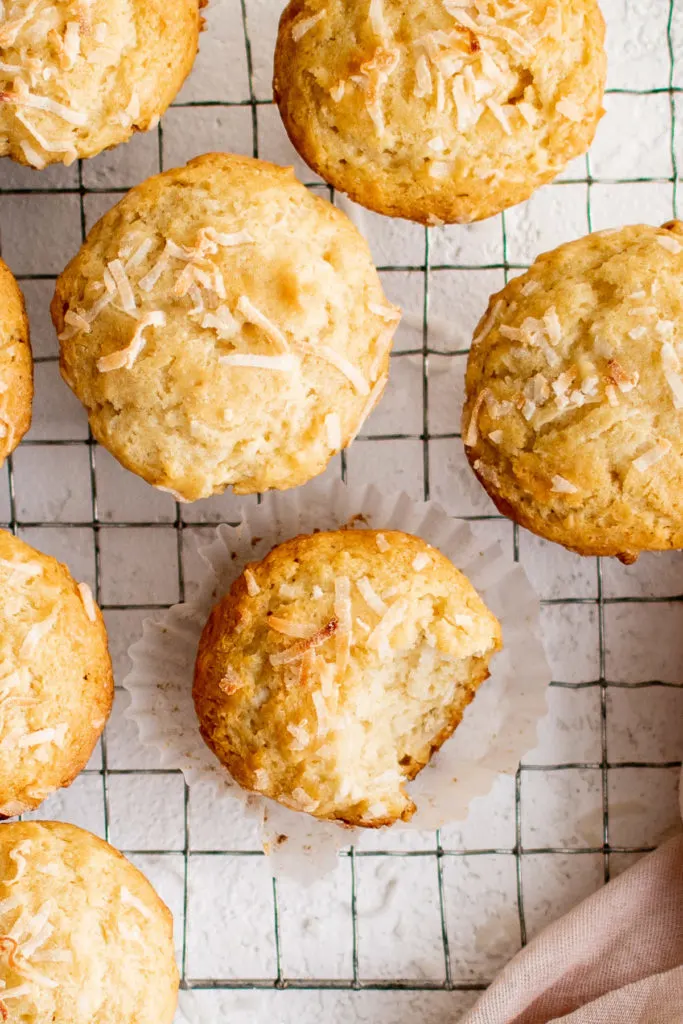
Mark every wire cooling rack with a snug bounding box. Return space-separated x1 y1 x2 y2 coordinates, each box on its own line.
1 1 682 1020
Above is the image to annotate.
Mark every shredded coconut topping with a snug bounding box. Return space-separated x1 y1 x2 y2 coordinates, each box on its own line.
376 533 390 553
551 475 579 494
316 346 369 395
269 618 338 667
412 551 431 571
368 597 408 661
244 568 260 596
325 412 342 450
97 312 165 373
656 235 683 255
120 886 153 920
356 576 387 616
632 439 672 473
219 353 298 372
291 8 325 41
77 582 97 622
236 296 289 352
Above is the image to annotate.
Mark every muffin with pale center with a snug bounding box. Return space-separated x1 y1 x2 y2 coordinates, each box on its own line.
274 0 606 224
0 0 202 168
0 258 32 463
52 153 400 502
0 530 113 818
0 820 178 1023
463 221 683 562
193 529 502 827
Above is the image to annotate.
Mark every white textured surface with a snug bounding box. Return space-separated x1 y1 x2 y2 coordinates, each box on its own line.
0 0 682 1021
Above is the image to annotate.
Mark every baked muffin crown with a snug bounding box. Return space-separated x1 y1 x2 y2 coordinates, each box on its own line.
463 221 683 562
0 531 113 817
0 258 32 463
0 821 178 1023
52 153 399 501
194 529 502 827
0 0 201 167
274 0 606 224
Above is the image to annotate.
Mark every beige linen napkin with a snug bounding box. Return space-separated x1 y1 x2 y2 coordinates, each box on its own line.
461 835 683 1024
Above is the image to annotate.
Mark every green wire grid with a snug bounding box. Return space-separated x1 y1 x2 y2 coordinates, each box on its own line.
0 0 681 1006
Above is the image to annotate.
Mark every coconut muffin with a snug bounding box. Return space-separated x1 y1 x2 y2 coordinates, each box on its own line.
273 0 606 225
0 259 32 463
0 531 113 818
0 0 202 169
463 222 683 563
52 153 400 502
194 529 502 827
0 820 178 1023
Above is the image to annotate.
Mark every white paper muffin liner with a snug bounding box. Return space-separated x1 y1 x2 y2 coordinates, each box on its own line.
124 479 551 880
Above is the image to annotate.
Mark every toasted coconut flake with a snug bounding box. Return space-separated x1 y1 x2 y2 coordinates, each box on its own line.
656 235 683 255
311 585 324 600
329 80 346 102
287 721 310 751
464 387 490 447
486 98 512 134
0 558 43 579
19 139 45 168
77 582 97 622
488 428 503 444
97 311 165 372
269 619 338 666
369 0 387 36
20 608 58 657
551 475 579 494
139 245 171 291
290 787 319 812
120 886 153 920
219 352 298 372
473 299 505 347
218 666 244 695
334 576 352 676
236 296 289 352
17 726 65 749
201 304 239 340
605 384 619 407
356 617 371 634
368 301 401 322
317 346 369 395
414 53 432 97
454 613 474 628
107 258 136 314
376 533 390 553
63 309 91 335
412 551 431 571
368 597 408 660
543 306 562 345
268 616 318 639
124 237 154 272
291 8 325 41
556 97 583 121
607 360 639 393
628 326 647 341
520 279 540 297
0 985 31 1000
0 78 87 125
632 439 672 473
356 576 387 615
325 412 342 450
6 841 31 886
499 325 522 341
244 568 260 596
517 100 538 127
